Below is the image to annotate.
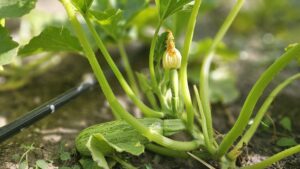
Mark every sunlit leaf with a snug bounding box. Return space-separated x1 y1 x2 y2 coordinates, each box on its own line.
18 26 82 56
0 0 37 18
0 26 18 66
86 136 110 169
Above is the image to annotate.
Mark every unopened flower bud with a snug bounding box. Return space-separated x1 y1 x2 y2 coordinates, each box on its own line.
163 31 182 69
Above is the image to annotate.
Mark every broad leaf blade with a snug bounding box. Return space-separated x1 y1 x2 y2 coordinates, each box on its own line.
71 0 94 14
157 0 193 20
87 136 110 169
0 26 18 66
90 0 148 40
18 26 82 56
90 9 124 40
0 0 37 18
76 118 163 156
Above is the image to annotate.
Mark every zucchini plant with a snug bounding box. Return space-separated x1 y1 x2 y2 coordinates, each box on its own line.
1 0 300 168
60 0 300 168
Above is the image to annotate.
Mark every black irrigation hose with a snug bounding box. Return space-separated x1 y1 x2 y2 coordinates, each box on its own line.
0 74 97 143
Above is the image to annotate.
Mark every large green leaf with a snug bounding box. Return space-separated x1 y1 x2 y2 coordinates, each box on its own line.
76 119 163 156
90 0 148 40
93 0 148 23
0 0 37 18
76 118 186 167
0 26 18 66
90 9 124 40
71 0 94 14
156 0 193 20
18 26 82 56
86 136 110 169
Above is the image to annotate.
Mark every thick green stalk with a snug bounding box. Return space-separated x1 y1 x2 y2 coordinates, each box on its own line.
241 145 300 169
199 0 245 152
61 0 201 151
117 41 140 96
217 44 300 157
170 69 179 114
179 0 202 132
228 73 300 160
84 15 164 118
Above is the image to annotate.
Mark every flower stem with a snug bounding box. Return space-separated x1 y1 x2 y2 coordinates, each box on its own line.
170 69 179 114
149 20 163 89
199 0 245 156
179 0 202 132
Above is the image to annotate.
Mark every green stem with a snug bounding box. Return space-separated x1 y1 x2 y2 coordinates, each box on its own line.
179 0 202 132
61 0 201 151
117 41 140 96
217 44 300 158
199 0 245 156
149 20 163 90
193 86 215 154
241 145 300 169
146 144 188 158
170 69 179 114
84 14 164 118
228 73 300 160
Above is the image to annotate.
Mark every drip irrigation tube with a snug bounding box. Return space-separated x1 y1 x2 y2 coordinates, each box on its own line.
0 74 97 143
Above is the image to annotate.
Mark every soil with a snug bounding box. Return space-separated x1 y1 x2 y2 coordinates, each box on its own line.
1 42 300 169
